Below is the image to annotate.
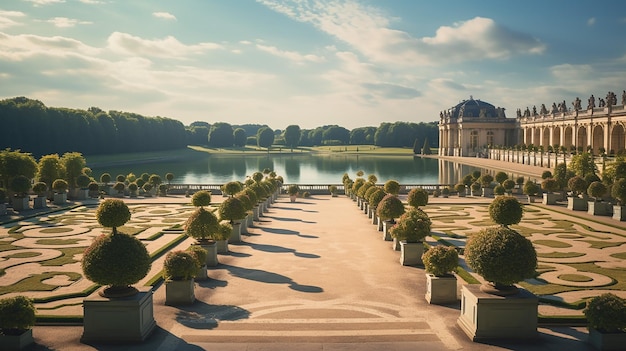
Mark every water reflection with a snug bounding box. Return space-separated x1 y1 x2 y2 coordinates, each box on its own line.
90 153 489 185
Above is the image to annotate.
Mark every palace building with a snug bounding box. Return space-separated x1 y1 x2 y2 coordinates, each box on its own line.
438 91 626 157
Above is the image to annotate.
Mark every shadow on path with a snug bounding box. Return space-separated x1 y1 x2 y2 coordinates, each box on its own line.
243 242 320 259
175 300 250 330
220 263 323 293
265 215 317 224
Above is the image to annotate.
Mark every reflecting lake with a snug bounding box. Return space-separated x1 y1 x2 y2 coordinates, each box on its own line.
89 153 484 185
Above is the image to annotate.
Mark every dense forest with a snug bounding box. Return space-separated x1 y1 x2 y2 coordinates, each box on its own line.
0 97 438 157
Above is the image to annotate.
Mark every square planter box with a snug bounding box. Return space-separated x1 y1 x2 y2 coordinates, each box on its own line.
33 196 47 209
0 203 6 216
588 327 626 351
457 285 538 341
216 240 229 254
567 197 588 211
0 328 34 350
425 274 457 304
53 193 67 205
229 222 242 243
482 188 494 197
199 241 219 267
542 193 559 205
588 201 610 216
399 241 424 266
377 216 383 231
82 288 156 343
613 206 626 221
12 196 30 211
165 279 195 306
382 221 393 241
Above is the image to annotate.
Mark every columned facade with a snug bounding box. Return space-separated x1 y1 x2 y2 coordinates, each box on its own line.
439 97 518 157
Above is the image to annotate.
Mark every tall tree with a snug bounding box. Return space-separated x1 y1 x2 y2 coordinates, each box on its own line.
283 125 301 151
207 122 234 148
233 128 247 147
257 127 274 152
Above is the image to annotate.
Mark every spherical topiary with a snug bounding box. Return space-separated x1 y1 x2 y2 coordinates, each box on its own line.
113 181 125 194
612 178 626 205
95 199 131 235
82 232 151 296
493 184 505 196
88 181 99 193
376 194 405 222
502 179 516 192
185 207 219 242
465 226 537 289
76 173 91 188
236 193 253 211
328 185 338 195
368 188 386 210
357 182 374 199
32 181 48 196
523 180 539 196
218 196 247 223
128 182 138 192
215 221 233 241
223 181 242 197
454 183 466 194
287 184 300 196
163 250 198 281
583 293 626 333
0 295 36 334
191 190 212 207
479 174 494 188
389 208 431 242
541 178 559 192
470 182 481 193
250 182 268 200
495 171 508 184
187 245 208 267
541 170 552 179
422 246 459 277
352 178 366 195
587 181 607 200
488 196 523 226
363 185 378 200
367 174 378 183
383 180 401 196
568 176 587 196
10 175 31 197
52 179 68 193
243 187 258 204
252 171 264 183
407 187 429 208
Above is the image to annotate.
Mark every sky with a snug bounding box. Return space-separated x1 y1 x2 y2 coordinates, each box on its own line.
1 0 625 130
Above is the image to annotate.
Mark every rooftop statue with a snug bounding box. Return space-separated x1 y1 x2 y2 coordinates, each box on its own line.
572 97 582 111
587 94 595 109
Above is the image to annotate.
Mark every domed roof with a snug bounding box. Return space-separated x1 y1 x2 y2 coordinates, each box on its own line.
446 96 502 119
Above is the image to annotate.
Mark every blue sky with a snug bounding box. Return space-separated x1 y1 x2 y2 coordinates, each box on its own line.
1 0 625 130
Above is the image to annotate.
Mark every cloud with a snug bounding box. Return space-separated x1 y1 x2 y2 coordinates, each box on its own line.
107 32 222 58
587 17 596 26
44 17 93 28
153 12 176 20
79 0 104 4
259 1 545 65
0 10 26 29
22 0 65 6
361 82 420 99
0 32 101 61
256 44 325 63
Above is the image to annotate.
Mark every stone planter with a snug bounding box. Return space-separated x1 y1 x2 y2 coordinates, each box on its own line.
527 195 537 203
165 279 195 305
0 328 34 350
253 206 260 221
195 264 208 281
216 240 229 254
53 193 67 205
425 274 457 304
457 285 538 341
229 222 242 243
382 220 393 241
0 203 6 216
371 211 378 225
12 196 30 211
392 237 400 251
74 188 89 200
458 192 466 198
377 216 383 231
399 241 424 266
82 288 156 343
588 327 626 351
567 197 588 211
246 212 254 228
588 201 610 216
542 192 559 205
613 205 626 221
33 196 47 209
482 188 494 197
199 241 219 267
289 195 296 202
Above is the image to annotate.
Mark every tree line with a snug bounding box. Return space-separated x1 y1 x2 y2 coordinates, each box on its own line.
1 97 438 157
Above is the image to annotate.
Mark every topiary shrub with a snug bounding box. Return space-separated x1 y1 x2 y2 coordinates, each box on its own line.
612 178 626 205
328 185 338 195
351 178 365 196
465 196 536 294
32 181 48 196
95 199 131 235
187 245 208 267
583 293 626 333
287 184 300 196
479 174 494 188
357 182 374 199
389 208 431 242
567 176 587 197
191 190 212 207
368 188 386 210
0 188 6 203
541 170 552 179
587 181 607 201
383 180 401 196
52 179 68 194
113 181 125 194
502 179 516 193
422 246 459 277
236 193 253 211
541 178 559 193
495 171 508 184
215 221 233 241
303 191 311 198
100 173 111 184
0 295 36 335
523 180 539 196
407 187 429 208
10 175 31 197
493 184 505 196
465 226 537 292
454 183 466 194
142 183 153 193
218 197 247 223
488 195 523 227
76 173 91 189
185 207 219 242
128 182 138 194
470 182 481 193
163 250 198 281
376 194 405 222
